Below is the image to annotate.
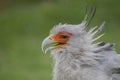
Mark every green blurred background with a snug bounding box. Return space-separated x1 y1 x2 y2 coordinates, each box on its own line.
0 0 120 80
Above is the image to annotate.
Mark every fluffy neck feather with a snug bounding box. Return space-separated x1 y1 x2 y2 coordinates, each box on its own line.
51 45 104 80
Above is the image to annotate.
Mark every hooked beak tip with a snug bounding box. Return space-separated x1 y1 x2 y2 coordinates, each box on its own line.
41 37 53 54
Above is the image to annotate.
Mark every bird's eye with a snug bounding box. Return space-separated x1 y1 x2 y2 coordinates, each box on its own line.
60 35 69 39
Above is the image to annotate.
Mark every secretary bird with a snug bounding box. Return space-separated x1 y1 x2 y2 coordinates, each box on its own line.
41 6 120 80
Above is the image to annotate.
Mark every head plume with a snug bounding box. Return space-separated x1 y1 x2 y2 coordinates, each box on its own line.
79 5 96 29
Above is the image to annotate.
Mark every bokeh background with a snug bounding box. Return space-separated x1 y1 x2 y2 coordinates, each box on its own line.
0 0 120 80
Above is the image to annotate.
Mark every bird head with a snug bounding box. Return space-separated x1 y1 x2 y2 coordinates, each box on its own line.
42 24 85 53
41 7 105 54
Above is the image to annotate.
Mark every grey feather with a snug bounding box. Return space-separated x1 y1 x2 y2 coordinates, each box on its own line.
98 42 106 46
99 21 106 32
82 5 96 28
112 74 120 80
95 43 120 80
112 68 120 74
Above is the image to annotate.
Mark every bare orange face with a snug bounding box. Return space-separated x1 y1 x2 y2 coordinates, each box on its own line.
42 32 72 53
49 32 72 48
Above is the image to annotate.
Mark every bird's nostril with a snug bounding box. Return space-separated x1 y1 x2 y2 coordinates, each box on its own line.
49 37 52 40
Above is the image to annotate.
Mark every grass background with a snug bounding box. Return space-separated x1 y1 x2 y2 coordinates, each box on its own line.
0 0 120 80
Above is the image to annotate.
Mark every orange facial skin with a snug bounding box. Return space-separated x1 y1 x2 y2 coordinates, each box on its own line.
49 32 72 48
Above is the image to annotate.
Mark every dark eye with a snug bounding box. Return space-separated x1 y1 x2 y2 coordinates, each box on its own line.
60 35 69 39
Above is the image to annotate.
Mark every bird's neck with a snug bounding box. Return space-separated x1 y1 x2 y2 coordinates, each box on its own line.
52 46 101 65
51 46 102 80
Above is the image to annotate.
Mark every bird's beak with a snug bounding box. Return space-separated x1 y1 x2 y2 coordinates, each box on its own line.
41 36 60 54
42 34 68 54
41 36 53 54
